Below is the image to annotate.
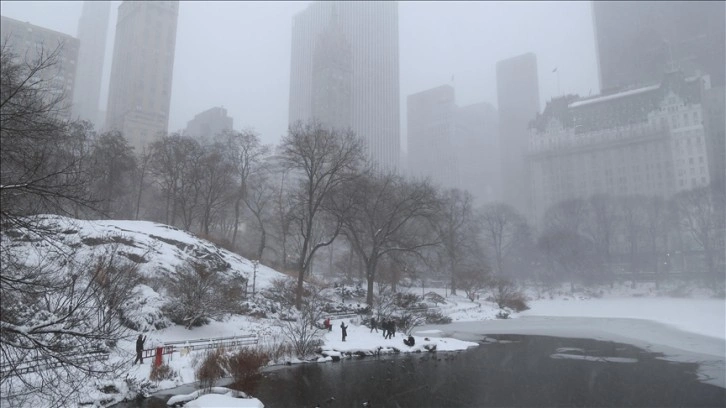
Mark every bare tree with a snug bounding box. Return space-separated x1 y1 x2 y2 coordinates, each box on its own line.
539 198 595 291
133 146 153 220
334 172 439 305
673 185 725 281
149 134 200 227
244 169 275 261
197 142 235 236
268 163 295 268
618 195 648 282
642 195 672 288
479 202 527 277
279 120 365 309
0 241 137 407
585 194 620 284
1 43 94 230
88 130 137 218
432 189 479 295
217 130 269 246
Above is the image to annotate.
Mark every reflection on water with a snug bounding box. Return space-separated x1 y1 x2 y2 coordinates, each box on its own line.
117 335 725 408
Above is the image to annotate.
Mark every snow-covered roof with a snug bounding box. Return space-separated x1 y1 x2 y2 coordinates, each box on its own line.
568 84 660 108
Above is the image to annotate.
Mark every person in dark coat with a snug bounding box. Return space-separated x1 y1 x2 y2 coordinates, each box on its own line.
382 320 389 338
370 317 378 333
403 335 415 347
340 321 348 342
387 320 396 339
134 334 146 364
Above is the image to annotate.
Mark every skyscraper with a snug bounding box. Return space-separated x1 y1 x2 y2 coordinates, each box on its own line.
0 16 80 120
72 1 110 128
106 1 179 151
185 106 234 140
455 102 499 204
289 1 400 171
407 85 499 204
407 85 459 189
496 53 540 218
592 1 725 91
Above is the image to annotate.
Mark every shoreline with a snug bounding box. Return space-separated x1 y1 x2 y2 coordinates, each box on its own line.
416 315 726 389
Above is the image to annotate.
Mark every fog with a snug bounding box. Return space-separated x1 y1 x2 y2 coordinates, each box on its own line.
0 1 598 147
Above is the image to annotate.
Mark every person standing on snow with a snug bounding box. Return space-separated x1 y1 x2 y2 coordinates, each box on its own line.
134 334 146 364
340 321 348 342
370 316 378 333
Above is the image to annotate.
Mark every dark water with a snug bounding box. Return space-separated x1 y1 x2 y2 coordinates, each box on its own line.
118 335 725 408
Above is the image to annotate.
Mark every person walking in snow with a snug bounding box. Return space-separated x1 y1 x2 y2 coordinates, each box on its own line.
134 334 146 364
389 320 396 339
324 317 332 331
382 319 389 338
340 321 348 342
370 316 378 333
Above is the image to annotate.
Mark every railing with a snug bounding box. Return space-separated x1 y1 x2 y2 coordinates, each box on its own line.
1 335 259 378
158 334 259 360
0 351 109 377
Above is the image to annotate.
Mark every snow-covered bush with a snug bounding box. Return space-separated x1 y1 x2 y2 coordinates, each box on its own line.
222 348 269 392
149 363 177 383
195 348 226 391
162 260 246 328
488 277 530 312
119 284 171 331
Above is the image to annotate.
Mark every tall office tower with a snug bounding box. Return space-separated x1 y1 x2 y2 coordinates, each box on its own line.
106 1 179 151
455 102 499 204
407 85 459 189
0 16 80 120
407 85 500 204
593 1 725 91
185 106 234 140
528 72 711 226
289 1 400 171
496 53 540 218
72 1 110 128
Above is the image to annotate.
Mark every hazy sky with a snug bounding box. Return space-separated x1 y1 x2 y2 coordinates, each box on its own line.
0 1 598 148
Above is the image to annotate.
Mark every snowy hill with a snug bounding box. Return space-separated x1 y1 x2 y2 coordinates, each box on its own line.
4 214 288 287
2 215 290 331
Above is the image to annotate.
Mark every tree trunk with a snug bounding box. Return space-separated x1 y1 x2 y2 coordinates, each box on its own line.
257 224 266 261
366 260 377 306
232 196 242 246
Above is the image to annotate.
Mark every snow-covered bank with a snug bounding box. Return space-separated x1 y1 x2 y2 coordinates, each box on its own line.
416 296 726 389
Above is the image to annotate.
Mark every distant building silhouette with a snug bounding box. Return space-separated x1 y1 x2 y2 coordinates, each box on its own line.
407 85 498 204
592 1 725 190
528 72 712 225
185 106 233 140
592 1 725 92
496 52 541 218
72 1 110 128
106 1 179 151
1 15 80 120
289 1 400 171
456 102 499 204
407 85 459 189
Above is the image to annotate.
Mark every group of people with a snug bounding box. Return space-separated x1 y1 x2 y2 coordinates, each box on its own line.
369 317 396 339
